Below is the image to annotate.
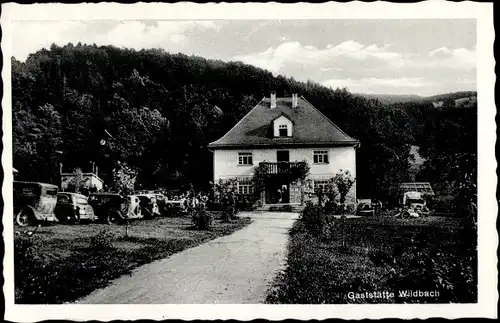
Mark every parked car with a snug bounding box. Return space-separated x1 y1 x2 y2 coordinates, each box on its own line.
357 199 376 216
151 193 170 216
54 192 97 223
14 181 59 226
88 193 143 224
395 191 431 219
163 199 188 216
136 194 161 219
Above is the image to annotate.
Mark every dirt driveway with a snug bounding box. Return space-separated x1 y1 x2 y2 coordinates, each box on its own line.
77 212 299 304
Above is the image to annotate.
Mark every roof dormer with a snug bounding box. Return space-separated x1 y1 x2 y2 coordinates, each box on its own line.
272 114 293 137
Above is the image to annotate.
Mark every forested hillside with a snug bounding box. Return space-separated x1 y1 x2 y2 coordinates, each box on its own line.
359 91 476 106
11 43 476 204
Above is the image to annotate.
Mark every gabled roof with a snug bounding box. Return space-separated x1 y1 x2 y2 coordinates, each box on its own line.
271 112 294 124
208 96 359 149
400 182 435 196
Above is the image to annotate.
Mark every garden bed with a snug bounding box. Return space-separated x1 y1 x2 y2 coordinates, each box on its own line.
266 215 477 304
14 216 251 304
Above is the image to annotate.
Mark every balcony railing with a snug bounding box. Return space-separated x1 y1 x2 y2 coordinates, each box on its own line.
258 162 303 175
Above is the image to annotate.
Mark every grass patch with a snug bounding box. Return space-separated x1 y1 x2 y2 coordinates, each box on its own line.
266 215 476 304
14 216 251 304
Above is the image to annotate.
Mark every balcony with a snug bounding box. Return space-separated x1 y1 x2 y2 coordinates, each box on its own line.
258 162 304 175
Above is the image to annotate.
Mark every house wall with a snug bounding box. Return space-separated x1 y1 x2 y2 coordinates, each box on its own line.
213 146 356 180
213 146 357 206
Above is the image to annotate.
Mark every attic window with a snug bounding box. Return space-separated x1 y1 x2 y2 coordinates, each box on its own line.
279 124 288 137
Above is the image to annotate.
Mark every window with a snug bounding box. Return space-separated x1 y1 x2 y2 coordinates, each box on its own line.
238 182 254 195
314 180 331 193
57 194 70 203
238 152 253 165
313 150 329 164
279 124 288 137
45 188 58 196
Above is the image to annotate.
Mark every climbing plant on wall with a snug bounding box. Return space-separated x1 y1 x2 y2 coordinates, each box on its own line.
252 160 310 193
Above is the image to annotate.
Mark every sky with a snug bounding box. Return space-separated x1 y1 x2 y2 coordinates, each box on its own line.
11 19 476 96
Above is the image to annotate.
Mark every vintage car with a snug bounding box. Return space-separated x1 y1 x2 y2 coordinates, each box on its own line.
151 193 177 216
14 181 59 226
136 194 161 218
357 199 376 216
54 192 97 223
395 191 431 218
88 193 143 224
162 199 188 216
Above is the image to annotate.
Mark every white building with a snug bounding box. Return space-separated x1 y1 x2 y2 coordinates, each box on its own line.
208 93 360 208
60 172 104 192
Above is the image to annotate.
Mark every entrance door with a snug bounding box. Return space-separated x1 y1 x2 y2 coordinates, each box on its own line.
277 150 289 162
276 150 290 203
265 182 290 204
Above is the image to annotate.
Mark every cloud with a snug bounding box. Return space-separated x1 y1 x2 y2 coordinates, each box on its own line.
233 40 403 74
322 77 437 94
321 67 343 72
426 46 476 70
12 20 221 61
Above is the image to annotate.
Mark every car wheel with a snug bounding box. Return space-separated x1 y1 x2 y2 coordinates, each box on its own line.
16 209 32 227
107 210 121 225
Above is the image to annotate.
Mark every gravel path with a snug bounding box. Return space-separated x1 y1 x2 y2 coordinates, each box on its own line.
76 212 298 304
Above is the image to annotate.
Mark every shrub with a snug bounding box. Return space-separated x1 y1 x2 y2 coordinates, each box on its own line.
427 195 455 213
324 200 338 214
89 229 115 250
192 209 214 230
206 201 223 211
300 203 327 235
236 195 257 211
332 170 355 211
345 203 356 215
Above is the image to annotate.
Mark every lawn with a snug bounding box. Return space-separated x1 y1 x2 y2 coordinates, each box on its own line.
14 215 251 304
266 215 477 304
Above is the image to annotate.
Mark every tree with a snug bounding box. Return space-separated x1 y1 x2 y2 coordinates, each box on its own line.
67 168 87 193
332 170 355 211
11 42 474 200
110 162 137 195
12 103 63 183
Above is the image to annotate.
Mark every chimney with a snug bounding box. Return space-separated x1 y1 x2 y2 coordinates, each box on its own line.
270 91 277 109
292 93 298 108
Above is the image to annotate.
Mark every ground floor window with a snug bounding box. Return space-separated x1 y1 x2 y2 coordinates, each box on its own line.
314 180 331 192
237 181 254 195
